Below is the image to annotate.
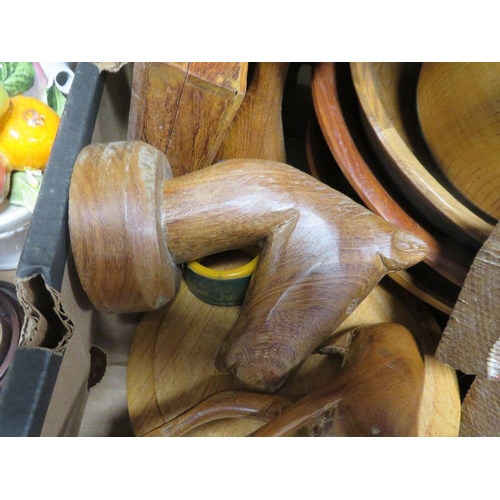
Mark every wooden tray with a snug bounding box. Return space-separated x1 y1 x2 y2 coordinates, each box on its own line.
127 277 460 437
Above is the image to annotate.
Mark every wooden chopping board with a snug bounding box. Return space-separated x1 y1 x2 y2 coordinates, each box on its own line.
127 275 460 437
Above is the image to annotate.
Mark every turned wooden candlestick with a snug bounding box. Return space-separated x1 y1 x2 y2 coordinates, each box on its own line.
69 141 428 392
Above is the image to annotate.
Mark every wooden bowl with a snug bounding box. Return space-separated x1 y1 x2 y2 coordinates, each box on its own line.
417 62 500 221
350 62 495 246
305 114 459 315
311 62 475 288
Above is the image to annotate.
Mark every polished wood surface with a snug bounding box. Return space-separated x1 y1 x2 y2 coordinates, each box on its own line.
350 62 494 245
214 62 289 163
251 323 425 437
127 279 460 437
418 62 500 220
128 62 247 176
70 141 428 392
311 62 475 287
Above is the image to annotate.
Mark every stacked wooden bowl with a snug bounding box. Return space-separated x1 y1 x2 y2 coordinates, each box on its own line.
311 62 498 314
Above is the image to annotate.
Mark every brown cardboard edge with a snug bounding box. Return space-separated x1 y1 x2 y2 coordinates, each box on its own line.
0 63 106 436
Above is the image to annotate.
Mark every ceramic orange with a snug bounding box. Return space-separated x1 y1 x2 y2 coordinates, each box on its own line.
0 95 60 171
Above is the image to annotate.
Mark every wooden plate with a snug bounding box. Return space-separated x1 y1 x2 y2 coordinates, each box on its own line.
127 276 460 437
311 62 476 287
350 62 495 246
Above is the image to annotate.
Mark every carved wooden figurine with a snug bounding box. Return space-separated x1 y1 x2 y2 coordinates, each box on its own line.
69 141 428 392
141 323 426 437
250 323 425 436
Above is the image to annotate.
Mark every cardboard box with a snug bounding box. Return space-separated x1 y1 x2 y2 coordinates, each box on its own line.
0 62 134 436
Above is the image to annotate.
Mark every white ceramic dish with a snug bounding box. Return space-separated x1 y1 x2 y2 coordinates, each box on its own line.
0 201 31 270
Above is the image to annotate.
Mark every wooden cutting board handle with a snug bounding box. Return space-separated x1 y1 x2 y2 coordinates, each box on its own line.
69 141 428 392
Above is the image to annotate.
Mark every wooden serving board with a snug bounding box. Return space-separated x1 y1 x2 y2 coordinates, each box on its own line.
127 276 460 437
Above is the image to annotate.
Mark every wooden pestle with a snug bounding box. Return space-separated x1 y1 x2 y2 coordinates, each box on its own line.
250 323 426 437
69 141 428 392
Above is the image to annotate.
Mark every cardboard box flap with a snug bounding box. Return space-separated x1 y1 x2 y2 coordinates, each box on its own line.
16 62 105 350
0 63 105 436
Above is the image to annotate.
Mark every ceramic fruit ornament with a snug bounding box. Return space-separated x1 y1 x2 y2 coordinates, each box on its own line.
0 95 60 171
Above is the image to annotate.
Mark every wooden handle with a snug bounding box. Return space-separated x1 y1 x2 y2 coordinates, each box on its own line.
214 62 289 163
250 323 425 437
69 141 428 392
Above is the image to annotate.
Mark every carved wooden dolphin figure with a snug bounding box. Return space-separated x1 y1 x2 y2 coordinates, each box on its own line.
140 323 425 437
69 141 428 393
250 323 426 437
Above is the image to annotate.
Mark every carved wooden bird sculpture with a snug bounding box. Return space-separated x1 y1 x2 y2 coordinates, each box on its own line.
69 141 428 392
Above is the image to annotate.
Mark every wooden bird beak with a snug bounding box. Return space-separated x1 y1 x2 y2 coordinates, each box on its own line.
69 142 428 392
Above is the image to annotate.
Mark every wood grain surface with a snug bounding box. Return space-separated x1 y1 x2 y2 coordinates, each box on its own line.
160 159 428 392
127 277 460 437
418 62 500 220
311 62 476 287
251 323 426 437
128 62 247 176
305 113 460 315
350 62 494 246
70 141 429 392
214 62 289 163
436 221 500 435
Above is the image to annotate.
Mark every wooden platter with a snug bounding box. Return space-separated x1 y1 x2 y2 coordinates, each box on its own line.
127 275 460 437
350 62 495 246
